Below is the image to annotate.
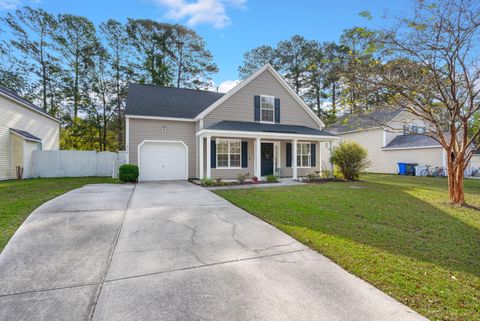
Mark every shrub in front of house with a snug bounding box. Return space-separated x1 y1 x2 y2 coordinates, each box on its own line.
266 175 279 183
237 173 249 184
118 164 139 183
200 178 215 186
330 141 368 181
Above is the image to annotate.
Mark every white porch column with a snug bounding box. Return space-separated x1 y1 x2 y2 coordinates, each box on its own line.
255 137 261 177
206 136 211 179
319 141 323 172
329 140 334 177
292 139 298 179
199 136 204 179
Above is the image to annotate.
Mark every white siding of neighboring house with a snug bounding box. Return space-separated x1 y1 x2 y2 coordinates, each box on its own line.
24 140 41 178
10 134 24 179
471 155 480 169
0 95 60 180
332 128 444 174
384 112 429 145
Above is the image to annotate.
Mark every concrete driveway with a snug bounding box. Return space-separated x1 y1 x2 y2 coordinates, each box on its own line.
0 181 428 321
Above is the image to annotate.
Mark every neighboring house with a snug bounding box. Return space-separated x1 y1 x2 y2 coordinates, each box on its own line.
326 109 448 174
0 87 60 180
126 64 338 181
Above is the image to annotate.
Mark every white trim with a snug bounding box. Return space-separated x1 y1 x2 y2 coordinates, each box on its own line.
382 145 442 151
126 117 130 164
215 138 242 169
292 139 298 179
206 136 211 178
125 114 195 122
137 140 188 182
199 136 204 179
382 130 387 147
0 91 61 123
194 64 325 128
255 138 261 177
196 129 339 141
9 129 42 143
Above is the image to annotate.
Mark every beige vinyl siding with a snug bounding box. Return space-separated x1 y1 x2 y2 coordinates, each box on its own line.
202 138 321 179
336 129 444 173
203 68 320 129
0 95 59 180
128 118 197 178
206 137 254 179
280 140 321 177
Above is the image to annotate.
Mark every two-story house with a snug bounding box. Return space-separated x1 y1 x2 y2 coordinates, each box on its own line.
326 108 449 174
125 64 338 181
0 87 60 180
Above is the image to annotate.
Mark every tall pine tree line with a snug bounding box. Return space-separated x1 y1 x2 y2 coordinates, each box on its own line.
0 7 218 151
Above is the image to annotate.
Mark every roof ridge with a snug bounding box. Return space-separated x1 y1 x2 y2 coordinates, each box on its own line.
129 82 224 95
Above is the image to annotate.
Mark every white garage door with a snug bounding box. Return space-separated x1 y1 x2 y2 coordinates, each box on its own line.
139 141 187 181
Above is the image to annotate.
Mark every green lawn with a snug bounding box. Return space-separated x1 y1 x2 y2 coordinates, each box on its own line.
0 177 118 251
214 174 480 321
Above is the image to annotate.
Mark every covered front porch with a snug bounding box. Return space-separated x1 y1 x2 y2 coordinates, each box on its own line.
196 121 338 180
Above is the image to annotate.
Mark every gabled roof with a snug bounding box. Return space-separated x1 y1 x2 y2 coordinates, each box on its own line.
0 87 60 123
206 120 336 137
383 134 441 149
125 64 325 128
125 83 224 119
194 64 325 128
10 128 42 142
326 108 402 134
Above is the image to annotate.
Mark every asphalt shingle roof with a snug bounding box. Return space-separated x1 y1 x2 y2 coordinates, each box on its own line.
326 108 402 134
125 83 224 119
206 120 336 137
0 86 57 121
384 134 441 149
10 128 42 142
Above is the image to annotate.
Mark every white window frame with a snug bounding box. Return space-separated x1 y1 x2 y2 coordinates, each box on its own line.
260 95 275 123
216 138 242 169
297 142 311 168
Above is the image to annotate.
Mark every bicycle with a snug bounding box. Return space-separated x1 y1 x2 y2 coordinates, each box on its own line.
420 165 446 177
471 168 480 177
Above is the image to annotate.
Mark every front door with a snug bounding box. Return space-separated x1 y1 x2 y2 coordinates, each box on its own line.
261 143 274 176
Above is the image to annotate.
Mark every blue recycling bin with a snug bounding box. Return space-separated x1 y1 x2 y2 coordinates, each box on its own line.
398 163 407 175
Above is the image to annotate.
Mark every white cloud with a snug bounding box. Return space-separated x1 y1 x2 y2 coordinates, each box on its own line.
153 0 245 29
209 79 240 93
0 0 21 10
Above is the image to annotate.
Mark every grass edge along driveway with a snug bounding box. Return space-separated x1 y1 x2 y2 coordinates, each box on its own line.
0 177 119 251
214 174 480 321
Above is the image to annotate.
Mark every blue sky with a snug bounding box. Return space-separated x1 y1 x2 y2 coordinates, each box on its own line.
1 0 408 91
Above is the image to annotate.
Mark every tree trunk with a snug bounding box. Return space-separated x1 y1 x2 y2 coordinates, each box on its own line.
447 155 466 206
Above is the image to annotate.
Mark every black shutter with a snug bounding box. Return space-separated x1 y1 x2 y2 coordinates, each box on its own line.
311 143 316 167
210 140 216 168
254 95 260 121
286 143 292 167
241 141 248 168
274 98 280 123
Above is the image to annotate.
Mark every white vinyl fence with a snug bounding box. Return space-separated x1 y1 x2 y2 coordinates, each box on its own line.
32 150 126 178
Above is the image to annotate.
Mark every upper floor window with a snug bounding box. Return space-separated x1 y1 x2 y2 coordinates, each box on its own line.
261 95 274 123
403 124 426 134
